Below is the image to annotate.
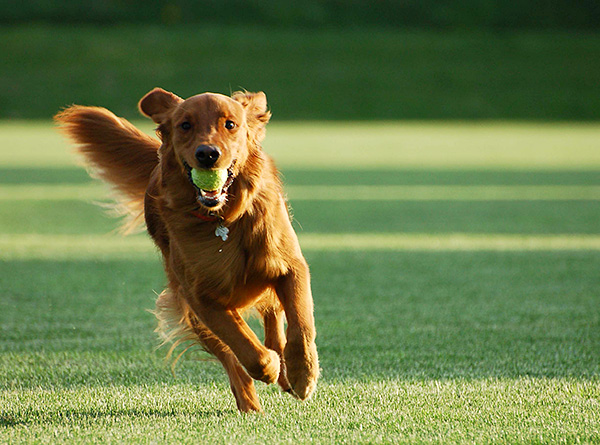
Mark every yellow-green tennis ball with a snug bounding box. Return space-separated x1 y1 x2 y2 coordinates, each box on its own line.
191 168 228 191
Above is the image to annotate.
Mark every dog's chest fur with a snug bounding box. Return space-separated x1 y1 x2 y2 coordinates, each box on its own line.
145 180 290 308
169 210 289 308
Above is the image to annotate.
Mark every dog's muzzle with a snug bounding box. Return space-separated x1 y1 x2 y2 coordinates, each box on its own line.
183 161 236 208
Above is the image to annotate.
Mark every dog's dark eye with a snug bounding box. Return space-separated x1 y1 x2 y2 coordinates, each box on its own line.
180 122 192 131
224 120 236 130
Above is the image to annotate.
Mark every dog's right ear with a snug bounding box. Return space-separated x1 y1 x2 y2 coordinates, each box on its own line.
138 88 183 124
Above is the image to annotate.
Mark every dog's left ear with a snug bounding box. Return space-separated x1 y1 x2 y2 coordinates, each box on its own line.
138 88 183 124
232 91 271 143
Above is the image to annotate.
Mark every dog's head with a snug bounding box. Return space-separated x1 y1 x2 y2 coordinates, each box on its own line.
139 88 270 210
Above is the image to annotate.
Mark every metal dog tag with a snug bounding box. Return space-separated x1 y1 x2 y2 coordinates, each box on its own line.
215 224 229 241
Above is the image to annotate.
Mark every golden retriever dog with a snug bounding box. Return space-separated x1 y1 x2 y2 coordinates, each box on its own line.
55 88 319 412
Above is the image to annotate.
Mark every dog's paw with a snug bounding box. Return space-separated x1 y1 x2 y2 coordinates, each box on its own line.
284 341 319 400
246 349 280 385
235 393 262 413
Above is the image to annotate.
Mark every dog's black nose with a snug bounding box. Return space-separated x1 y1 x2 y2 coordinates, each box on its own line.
195 145 221 168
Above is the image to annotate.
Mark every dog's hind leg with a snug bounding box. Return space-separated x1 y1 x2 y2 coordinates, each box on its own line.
194 326 262 413
275 260 320 401
262 306 292 394
155 288 260 412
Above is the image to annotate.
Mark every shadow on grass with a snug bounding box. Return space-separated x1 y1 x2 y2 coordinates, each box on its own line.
280 168 600 186
0 407 231 427
1 166 599 186
308 249 600 382
0 167 92 185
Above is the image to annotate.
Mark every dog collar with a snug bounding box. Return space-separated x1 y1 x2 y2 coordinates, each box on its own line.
190 210 219 222
190 210 229 241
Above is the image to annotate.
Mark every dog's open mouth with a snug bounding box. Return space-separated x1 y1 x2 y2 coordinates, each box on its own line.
183 161 235 208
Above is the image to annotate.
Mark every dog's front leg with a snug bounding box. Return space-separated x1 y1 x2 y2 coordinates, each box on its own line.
275 260 319 400
192 299 281 385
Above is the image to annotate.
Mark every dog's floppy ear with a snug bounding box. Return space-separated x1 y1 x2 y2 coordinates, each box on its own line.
138 88 183 124
232 91 271 143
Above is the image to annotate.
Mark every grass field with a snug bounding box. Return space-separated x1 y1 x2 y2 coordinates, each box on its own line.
1 121 599 443
2 26 600 121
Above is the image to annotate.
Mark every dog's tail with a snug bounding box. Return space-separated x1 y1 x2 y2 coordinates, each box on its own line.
54 106 160 232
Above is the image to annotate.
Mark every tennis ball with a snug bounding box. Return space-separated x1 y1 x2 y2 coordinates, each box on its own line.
191 168 228 191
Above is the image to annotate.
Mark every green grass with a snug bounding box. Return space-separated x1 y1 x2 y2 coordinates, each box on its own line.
2 26 600 121
1 121 599 443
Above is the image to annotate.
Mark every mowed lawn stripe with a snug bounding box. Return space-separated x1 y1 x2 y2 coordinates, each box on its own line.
300 233 600 251
2 184 600 201
2 233 600 260
287 185 600 201
2 122 600 169
2 167 599 187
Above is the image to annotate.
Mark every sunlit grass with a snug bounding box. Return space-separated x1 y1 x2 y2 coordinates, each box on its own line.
265 121 600 169
1 233 600 261
2 379 598 443
1 120 599 443
2 120 600 169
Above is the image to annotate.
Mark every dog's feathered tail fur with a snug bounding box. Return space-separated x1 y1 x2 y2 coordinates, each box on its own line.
54 106 160 233
153 288 216 372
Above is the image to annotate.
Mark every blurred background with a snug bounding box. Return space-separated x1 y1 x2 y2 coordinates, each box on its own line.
1 0 599 121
